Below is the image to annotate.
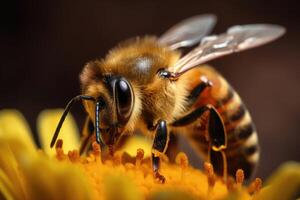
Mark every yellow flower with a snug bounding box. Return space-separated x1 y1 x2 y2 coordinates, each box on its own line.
0 110 93 200
0 109 299 200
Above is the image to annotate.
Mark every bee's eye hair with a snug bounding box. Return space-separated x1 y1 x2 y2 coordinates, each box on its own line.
115 79 134 126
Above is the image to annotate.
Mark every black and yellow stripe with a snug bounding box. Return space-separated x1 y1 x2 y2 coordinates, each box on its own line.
184 66 259 180
218 83 259 179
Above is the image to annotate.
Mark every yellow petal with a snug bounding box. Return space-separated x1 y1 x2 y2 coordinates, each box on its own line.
0 169 16 200
0 141 29 200
0 109 36 150
103 174 143 200
37 109 80 156
224 191 252 200
21 157 93 200
256 162 300 200
0 135 92 200
149 189 197 200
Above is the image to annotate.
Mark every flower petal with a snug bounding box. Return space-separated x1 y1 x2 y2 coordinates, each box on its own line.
0 169 16 200
0 134 93 200
37 109 80 156
256 162 300 200
0 109 36 149
103 174 143 200
149 189 197 200
0 141 29 200
21 157 93 200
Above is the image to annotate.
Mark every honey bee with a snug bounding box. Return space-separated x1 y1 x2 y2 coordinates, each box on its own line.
50 14 285 182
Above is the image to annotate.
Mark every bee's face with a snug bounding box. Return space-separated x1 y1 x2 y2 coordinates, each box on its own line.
81 72 134 146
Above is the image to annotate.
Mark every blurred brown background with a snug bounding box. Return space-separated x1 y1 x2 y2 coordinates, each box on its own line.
0 0 299 179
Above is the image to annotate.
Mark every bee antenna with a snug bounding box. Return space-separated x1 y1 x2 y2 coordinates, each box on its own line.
50 95 95 148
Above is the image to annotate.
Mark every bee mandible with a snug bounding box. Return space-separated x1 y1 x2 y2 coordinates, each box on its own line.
50 14 285 183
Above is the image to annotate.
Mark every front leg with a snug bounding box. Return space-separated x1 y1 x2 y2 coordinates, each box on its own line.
151 120 169 183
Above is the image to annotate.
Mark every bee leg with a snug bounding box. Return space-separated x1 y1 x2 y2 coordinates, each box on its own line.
152 155 166 183
151 120 169 183
209 148 228 181
172 105 226 149
172 105 210 127
79 116 94 155
207 107 227 181
186 76 213 108
207 106 227 150
172 105 227 180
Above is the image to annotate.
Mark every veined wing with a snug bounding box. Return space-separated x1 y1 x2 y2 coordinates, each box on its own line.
170 24 285 76
158 14 217 50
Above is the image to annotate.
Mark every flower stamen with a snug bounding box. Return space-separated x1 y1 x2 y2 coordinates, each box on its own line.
68 150 80 162
92 141 102 164
248 177 262 195
175 152 189 180
51 139 266 199
204 162 216 196
236 169 245 188
135 148 144 168
113 151 122 166
55 139 65 161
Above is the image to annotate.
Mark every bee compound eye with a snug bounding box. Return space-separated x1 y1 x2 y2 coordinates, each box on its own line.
115 79 134 125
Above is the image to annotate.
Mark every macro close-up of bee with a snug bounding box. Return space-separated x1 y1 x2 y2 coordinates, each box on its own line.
49 15 285 183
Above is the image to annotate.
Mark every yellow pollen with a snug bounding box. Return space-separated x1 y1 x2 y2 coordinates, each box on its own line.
53 140 260 200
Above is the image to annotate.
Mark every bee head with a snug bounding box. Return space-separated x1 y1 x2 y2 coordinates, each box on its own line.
100 76 135 148
80 62 135 147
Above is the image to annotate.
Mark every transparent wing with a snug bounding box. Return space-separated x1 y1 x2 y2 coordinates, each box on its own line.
170 24 285 76
158 14 217 50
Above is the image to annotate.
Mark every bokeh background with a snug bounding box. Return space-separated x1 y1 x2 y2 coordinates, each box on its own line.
1 0 299 179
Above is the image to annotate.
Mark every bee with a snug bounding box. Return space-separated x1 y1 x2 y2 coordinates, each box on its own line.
50 14 285 182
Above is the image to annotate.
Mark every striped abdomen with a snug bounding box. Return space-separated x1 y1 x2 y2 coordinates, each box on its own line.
182 65 259 179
